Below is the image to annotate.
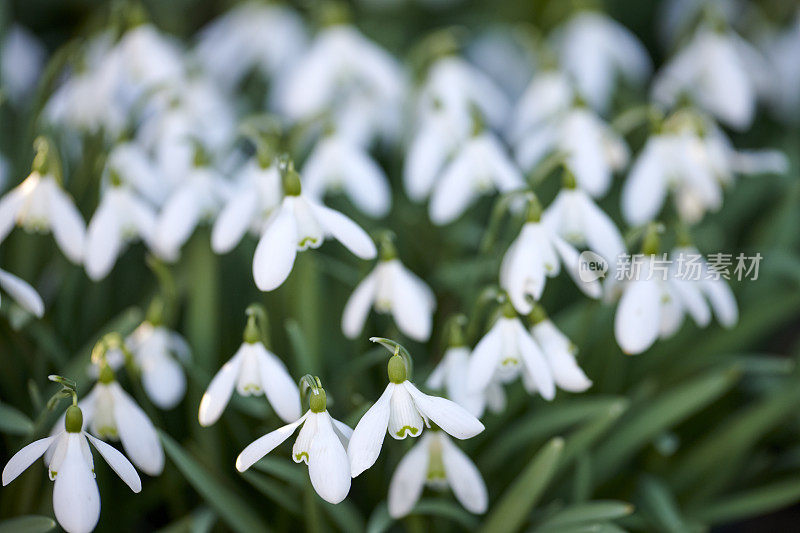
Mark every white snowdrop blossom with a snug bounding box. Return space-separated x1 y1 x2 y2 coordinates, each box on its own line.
466 313 556 400
199 339 301 426
236 387 353 504
542 186 626 266
0 267 45 317
507 71 575 143
105 141 167 207
50 377 164 476
427 345 505 418
3 405 141 533
514 107 629 198
530 315 592 393
342 255 435 342
553 11 651 112
0 171 86 264
302 134 391 218
428 132 524 225
252 168 376 291
114 24 186 102
348 349 484 478
388 430 487 518
652 28 772 130
1 25 46 105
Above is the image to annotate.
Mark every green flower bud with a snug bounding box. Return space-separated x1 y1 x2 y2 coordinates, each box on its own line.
65 405 83 433
309 389 327 413
388 354 407 384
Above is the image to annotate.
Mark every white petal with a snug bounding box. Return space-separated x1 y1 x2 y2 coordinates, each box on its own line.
441 434 488 514
48 182 86 264
141 354 186 410
342 147 392 218
211 189 259 253
668 276 711 328
552 236 602 299
53 434 100 533
253 200 298 291
500 229 541 315
85 198 122 281
467 323 503 392
347 384 394 477
428 149 480 225
0 187 23 243
308 413 351 504
579 192 625 265
404 125 447 202
310 201 376 259
332 418 354 448
2 435 56 486
391 263 435 342
254 343 302 423
154 186 202 259
236 413 308 472
533 321 592 393
614 277 662 354
388 384 425 439
388 435 430 518
0 268 44 317
702 278 738 328
111 383 164 476
198 350 243 426
85 433 141 492
512 320 556 400
404 382 484 439
341 271 378 339
622 138 668 226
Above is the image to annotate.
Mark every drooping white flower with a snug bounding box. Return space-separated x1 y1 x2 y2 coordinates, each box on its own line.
302 134 391 218
507 71 575 143
348 352 484 478
50 378 164 476
514 107 629 198
115 24 186 101
428 132 524 225
236 388 353 504
0 171 86 264
542 186 626 266
199 339 301 426
105 141 167 207
1 25 46 105
0 267 45 317
553 11 651 113
211 159 282 254
342 256 435 342
530 315 592 393
426 345 505 418
3 405 141 533
388 430 487 518
252 169 376 291
652 28 772 130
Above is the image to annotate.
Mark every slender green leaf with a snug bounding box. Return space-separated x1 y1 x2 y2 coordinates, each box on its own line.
536 501 634 530
688 477 800 525
0 516 55 533
240 470 302 515
0 401 33 435
638 476 688 533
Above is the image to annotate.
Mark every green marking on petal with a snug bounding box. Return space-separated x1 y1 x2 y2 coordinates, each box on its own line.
396 426 419 438
294 452 309 463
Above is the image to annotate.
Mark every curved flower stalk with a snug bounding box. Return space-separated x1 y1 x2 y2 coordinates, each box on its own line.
0 139 85 264
211 158 282 254
513 106 629 198
348 338 484 478
236 375 353 504
3 379 141 533
500 194 602 315
652 27 772 130
273 24 405 146
199 306 301 425
388 430 488 518
0 267 44 317
342 237 435 342
194 2 306 91
428 132 524 225
301 133 391 218
552 11 651 113
252 161 376 291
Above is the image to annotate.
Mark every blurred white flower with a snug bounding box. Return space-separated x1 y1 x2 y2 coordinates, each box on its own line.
199 340 301 426
0 171 86 264
429 132 524 225
553 11 651 113
123 322 190 410
507 71 574 143
1 25 46 105
467 29 537 101
3 406 141 533
235 391 353 504
388 430 487 518
427 345 505 418
342 257 435 341
530 316 592 393
348 376 484 477
116 24 185 100
0 267 44 317
302 134 391 218
761 14 800 123
105 142 167 206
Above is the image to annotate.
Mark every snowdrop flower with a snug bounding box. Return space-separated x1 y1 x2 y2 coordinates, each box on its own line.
302 133 391 218
211 158 282 253
501 195 601 315
199 306 300 425
0 267 44 317
553 11 651 113
236 377 353 504
52 366 164 476
514 107 629 198
105 141 167 206
652 28 772 130
429 132 524 225
762 14 800 123
466 304 556 400
348 338 484 477
115 24 185 99
542 180 626 266
252 163 376 291
388 430 487 518
507 71 575 143
85 176 157 281
528 305 592 393
0 139 86 264
3 404 141 533
1 25 46 105
342 239 435 341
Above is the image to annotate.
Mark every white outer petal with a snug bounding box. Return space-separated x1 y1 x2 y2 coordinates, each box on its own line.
347 384 394 477
441 433 488 514
512 319 556 400
404 381 484 439
111 383 164 476
236 413 308 472
614 277 662 354
2 434 57 486
388 433 430 518
308 412 351 504
198 350 244 426
0 268 44 317
211 189 259 253
53 434 100 533
467 322 503 392
253 200 298 291
85 196 122 281
341 270 378 339
140 353 186 410
309 200 376 259
85 433 141 492
390 262 435 342
48 182 86 264
254 343 302 423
